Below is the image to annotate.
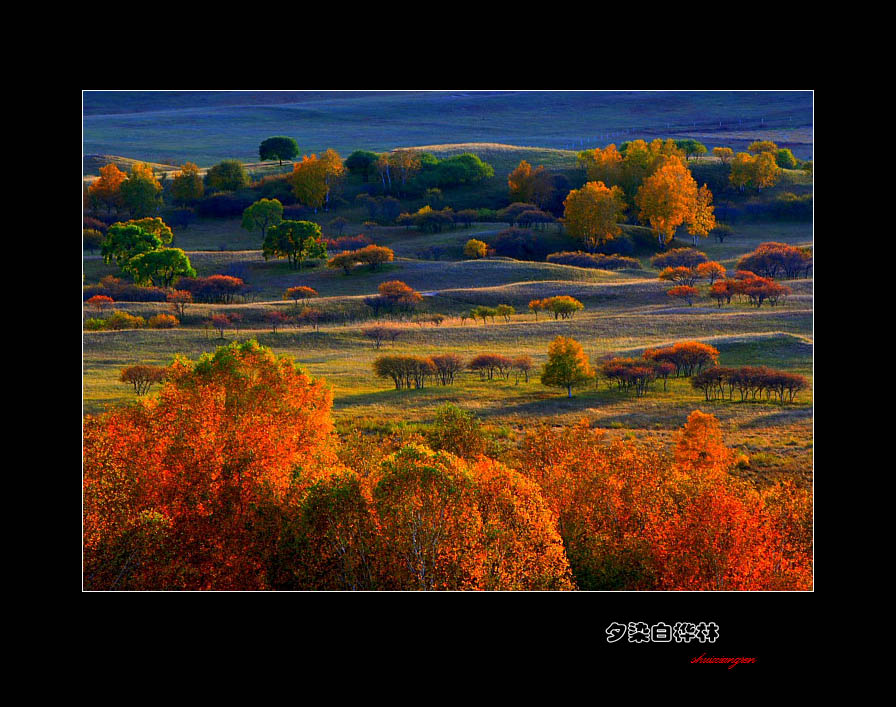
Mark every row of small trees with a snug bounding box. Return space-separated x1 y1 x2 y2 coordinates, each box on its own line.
528 296 585 320
692 366 808 403
373 353 535 390
599 342 721 397
708 272 792 308
470 304 515 324
600 358 677 397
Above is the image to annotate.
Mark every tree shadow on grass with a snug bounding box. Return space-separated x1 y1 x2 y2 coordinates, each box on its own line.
736 407 813 428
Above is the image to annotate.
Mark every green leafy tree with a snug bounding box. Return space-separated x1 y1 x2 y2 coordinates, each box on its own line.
124 248 197 288
120 164 163 218
259 136 300 165
125 217 174 246
263 220 327 270
675 139 708 161
242 198 284 244
775 148 799 169
170 163 205 205
344 150 380 182
205 159 250 192
424 404 488 458
496 304 515 322
101 223 162 268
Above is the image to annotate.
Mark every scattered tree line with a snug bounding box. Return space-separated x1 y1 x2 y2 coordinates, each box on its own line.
709 272 792 308
597 342 720 397
692 366 808 403
528 296 585 320
373 353 535 389
600 357 678 396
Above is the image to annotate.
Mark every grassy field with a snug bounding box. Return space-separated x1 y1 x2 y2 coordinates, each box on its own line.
83 203 813 487
83 91 814 168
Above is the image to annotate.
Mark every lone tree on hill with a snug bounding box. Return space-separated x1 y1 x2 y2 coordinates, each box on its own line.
259 136 300 165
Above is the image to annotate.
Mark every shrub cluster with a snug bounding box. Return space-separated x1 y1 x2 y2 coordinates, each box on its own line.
464 239 488 259
85 310 147 331
723 193 813 223
148 313 179 328
373 352 533 389
84 276 167 303
364 281 423 317
468 354 534 382
650 248 709 270
547 251 640 270
397 205 456 233
355 194 402 224
327 245 394 274
710 272 792 308
413 153 494 190
323 234 372 251
470 304 515 323
196 192 254 218
498 203 555 229
119 364 168 395
658 261 727 288
373 355 438 389
177 275 245 303
488 227 552 260
86 310 181 331
736 242 812 279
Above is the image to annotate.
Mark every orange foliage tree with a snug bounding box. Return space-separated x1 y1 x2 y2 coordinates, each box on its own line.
577 144 623 187
635 159 700 246
83 340 339 590
87 163 127 215
686 184 716 247
512 411 811 590
272 444 573 591
562 181 627 252
508 160 547 203
289 151 344 211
